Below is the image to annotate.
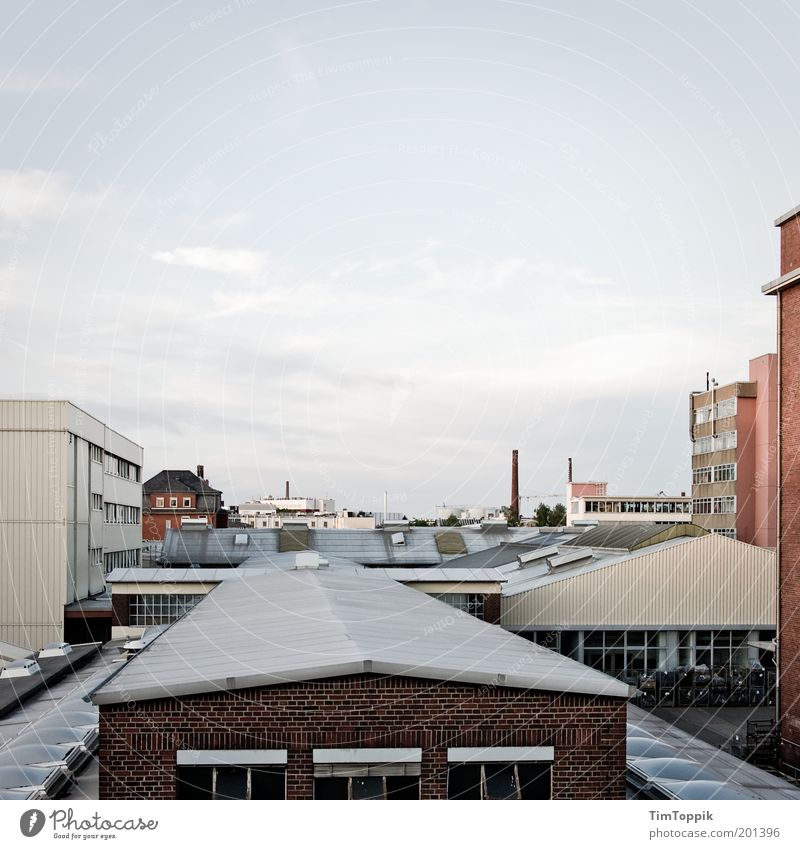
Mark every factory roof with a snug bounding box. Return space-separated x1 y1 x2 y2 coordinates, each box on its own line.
160 525 543 567
92 570 630 705
561 522 707 553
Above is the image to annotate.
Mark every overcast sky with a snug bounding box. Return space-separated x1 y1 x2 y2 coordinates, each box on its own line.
1 1 797 516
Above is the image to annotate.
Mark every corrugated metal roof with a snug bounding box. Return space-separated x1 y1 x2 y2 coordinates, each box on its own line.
107 564 506 584
92 570 630 704
160 526 544 568
502 534 776 629
561 522 705 552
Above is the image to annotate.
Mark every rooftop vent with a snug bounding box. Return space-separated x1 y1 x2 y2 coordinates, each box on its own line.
38 642 73 659
294 552 329 570
547 548 593 572
0 658 41 679
435 531 467 555
516 546 559 566
390 532 405 546
233 534 249 546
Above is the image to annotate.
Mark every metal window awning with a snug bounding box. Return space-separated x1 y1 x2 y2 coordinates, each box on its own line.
176 749 287 766
447 746 554 762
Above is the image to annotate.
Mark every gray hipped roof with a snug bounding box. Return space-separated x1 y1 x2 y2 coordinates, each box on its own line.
92 570 630 704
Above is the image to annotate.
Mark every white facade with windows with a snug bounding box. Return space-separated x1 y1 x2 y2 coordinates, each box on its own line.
568 495 692 526
0 400 142 650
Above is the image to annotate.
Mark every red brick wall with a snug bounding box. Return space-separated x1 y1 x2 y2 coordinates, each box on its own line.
780 214 800 276
111 594 129 627
142 511 217 541
779 283 800 768
483 593 501 624
98 674 626 800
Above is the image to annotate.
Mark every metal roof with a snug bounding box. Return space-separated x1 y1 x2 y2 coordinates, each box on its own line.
143 470 222 495
107 563 505 585
560 522 706 552
160 526 544 568
92 570 630 704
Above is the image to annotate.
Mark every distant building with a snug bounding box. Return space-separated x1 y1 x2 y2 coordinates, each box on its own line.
235 502 375 530
142 466 224 541
689 355 777 546
762 203 800 772
92 569 629 800
0 400 143 649
435 505 488 523
566 461 691 526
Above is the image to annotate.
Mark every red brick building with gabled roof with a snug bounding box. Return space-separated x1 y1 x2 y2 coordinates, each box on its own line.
142 465 225 541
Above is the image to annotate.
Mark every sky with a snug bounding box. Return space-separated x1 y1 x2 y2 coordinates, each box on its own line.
0 0 797 516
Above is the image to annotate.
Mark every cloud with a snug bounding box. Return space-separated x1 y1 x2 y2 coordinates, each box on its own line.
151 246 267 277
0 69 89 93
0 169 74 223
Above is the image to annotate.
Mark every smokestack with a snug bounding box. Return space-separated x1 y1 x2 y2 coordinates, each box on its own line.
567 457 573 484
285 480 290 499
197 464 204 480
511 450 519 517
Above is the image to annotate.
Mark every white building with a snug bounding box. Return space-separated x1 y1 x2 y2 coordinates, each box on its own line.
567 479 691 526
0 401 143 650
235 502 375 530
434 505 488 522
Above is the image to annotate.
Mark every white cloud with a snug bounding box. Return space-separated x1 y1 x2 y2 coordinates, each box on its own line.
151 246 267 277
0 69 89 93
0 169 74 223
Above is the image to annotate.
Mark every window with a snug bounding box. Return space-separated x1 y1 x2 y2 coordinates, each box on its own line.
430 593 485 620
155 497 164 508
714 463 736 482
693 431 737 455
177 766 285 800
447 762 551 800
693 398 736 425
129 593 205 626
90 444 103 463
103 549 141 573
104 452 141 482
314 774 420 800
312 749 421 799
580 630 666 676
169 497 178 508
713 496 736 514
678 630 750 671
88 547 102 567
712 528 737 539
104 502 141 524
91 493 103 511
183 497 192 508
693 466 712 485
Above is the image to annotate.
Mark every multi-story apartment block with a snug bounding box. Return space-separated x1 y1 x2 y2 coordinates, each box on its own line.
142 466 224 541
0 400 143 650
763 203 800 772
689 355 777 546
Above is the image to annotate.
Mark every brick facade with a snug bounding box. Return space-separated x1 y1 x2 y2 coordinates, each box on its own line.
778 250 800 769
99 673 626 800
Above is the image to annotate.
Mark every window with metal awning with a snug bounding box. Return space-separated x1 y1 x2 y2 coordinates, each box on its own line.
312 749 422 799
447 747 554 800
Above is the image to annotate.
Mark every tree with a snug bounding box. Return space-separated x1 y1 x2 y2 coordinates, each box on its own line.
409 517 432 527
550 503 567 526
443 513 461 527
534 502 551 527
500 506 520 527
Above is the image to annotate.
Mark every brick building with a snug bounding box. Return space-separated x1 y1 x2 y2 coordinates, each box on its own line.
689 355 777 546
763 204 800 771
92 569 629 800
142 466 224 541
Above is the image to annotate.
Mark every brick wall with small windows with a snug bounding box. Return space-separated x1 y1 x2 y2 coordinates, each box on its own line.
99 674 626 800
